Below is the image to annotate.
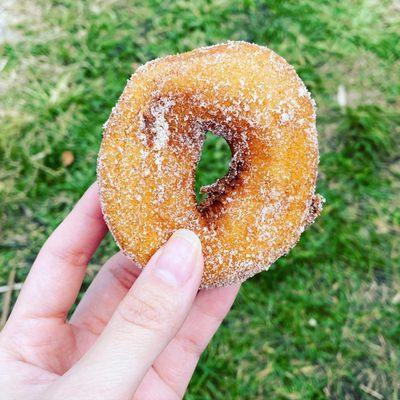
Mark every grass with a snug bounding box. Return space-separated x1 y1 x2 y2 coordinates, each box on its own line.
195 132 232 202
1 0 399 398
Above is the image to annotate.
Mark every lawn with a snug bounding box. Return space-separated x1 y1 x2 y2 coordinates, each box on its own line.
1 0 399 398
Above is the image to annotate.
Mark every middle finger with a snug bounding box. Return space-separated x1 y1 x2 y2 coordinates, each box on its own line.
70 251 141 340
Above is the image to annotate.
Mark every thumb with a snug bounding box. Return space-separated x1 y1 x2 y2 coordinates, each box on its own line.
49 229 203 400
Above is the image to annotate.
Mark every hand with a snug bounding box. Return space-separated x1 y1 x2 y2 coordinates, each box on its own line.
0 183 239 400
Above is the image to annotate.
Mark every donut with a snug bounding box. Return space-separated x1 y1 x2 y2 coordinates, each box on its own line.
97 41 323 288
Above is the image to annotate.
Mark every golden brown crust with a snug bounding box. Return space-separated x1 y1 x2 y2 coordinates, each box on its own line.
97 41 323 288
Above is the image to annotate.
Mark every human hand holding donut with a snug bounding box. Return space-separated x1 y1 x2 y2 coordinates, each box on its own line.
0 183 239 400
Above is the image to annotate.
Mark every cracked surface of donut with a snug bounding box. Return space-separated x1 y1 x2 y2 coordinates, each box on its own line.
97 41 323 288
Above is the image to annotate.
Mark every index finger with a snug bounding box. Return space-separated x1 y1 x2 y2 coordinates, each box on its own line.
10 182 108 322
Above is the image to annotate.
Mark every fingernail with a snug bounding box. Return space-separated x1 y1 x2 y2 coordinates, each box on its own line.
153 229 202 286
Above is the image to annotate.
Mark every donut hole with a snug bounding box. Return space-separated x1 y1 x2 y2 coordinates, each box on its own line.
195 131 231 203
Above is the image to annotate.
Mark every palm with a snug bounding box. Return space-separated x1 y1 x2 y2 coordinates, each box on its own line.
0 184 238 400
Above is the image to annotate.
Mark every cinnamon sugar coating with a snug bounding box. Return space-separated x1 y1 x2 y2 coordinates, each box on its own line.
97 41 323 288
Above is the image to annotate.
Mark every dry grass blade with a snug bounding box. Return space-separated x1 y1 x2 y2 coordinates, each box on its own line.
359 384 384 400
0 283 23 294
0 267 17 330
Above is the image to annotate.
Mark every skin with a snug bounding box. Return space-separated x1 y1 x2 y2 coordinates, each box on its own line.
0 183 239 400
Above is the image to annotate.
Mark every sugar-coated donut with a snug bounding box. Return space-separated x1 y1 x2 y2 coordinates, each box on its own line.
97 41 323 288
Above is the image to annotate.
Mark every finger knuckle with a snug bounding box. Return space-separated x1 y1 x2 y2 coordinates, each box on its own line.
44 242 89 268
108 257 140 291
117 291 174 332
176 333 205 358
